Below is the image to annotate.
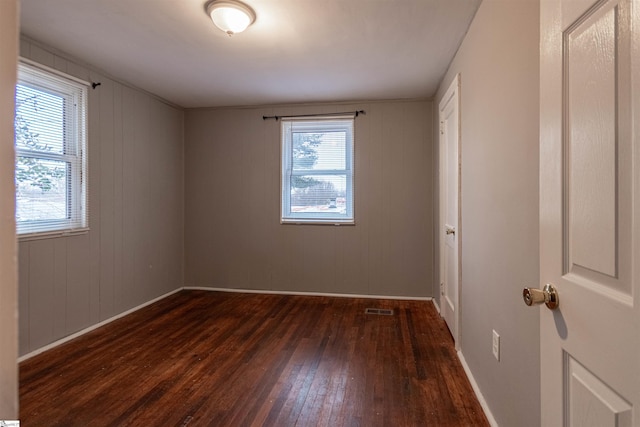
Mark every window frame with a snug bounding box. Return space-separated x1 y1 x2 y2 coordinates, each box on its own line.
281 117 354 225
15 60 89 239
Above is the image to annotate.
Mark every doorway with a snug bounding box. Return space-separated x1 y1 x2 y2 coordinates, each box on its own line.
438 74 461 346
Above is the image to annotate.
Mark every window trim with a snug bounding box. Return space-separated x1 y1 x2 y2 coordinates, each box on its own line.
280 117 355 225
15 60 89 240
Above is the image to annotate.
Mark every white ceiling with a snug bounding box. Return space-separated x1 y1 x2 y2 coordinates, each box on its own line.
19 0 481 108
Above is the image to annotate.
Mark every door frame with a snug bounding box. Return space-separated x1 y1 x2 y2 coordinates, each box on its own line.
438 73 462 348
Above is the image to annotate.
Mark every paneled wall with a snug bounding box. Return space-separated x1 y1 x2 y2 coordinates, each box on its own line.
185 101 434 297
18 39 185 356
434 1 540 426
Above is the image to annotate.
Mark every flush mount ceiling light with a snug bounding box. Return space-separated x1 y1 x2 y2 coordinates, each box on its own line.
205 0 256 37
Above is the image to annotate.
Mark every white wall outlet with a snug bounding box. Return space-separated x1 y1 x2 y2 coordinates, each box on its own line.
492 330 500 361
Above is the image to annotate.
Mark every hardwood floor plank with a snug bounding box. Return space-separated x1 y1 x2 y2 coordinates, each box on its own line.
20 290 489 426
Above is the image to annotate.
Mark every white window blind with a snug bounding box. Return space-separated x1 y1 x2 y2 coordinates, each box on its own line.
281 117 354 224
15 62 88 237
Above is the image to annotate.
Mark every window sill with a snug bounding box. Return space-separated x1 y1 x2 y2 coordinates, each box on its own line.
281 220 355 226
18 227 90 242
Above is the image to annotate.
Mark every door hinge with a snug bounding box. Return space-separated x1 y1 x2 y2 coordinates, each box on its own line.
440 121 444 135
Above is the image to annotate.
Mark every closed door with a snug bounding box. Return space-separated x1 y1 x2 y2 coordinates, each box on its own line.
538 0 639 425
439 75 460 343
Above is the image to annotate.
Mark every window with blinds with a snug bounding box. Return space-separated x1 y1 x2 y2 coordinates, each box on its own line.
281 117 354 224
15 62 88 237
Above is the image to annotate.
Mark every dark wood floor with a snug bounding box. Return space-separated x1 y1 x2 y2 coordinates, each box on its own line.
20 290 489 426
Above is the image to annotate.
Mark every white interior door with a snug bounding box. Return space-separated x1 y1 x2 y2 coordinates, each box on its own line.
539 0 639 425
439 75 460 344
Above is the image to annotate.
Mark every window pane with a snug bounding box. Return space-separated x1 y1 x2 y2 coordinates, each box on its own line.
292 131 346 170
15 157 68 222
290 175 347 214
16 62 88 235
15 84 65 154
282 117 353 223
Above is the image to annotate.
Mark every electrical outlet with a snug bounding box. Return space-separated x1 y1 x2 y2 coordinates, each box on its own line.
492 330 500 361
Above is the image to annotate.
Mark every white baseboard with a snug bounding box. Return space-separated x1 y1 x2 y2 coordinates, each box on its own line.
432 298 441 314
457 350 499 427
18 287 183 362
184 286 433 301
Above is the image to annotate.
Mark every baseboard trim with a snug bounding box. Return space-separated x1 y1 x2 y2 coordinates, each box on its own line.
183 286 433 301
457 350 499 427
432 298 441 314
18 287 183 363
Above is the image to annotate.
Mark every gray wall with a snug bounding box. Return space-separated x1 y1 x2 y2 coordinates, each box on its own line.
18 39 185 356
434 1 540 426
185 101 435 297
0 0 18 418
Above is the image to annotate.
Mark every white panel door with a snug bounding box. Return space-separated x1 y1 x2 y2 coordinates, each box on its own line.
539 0 639 425
439 75 460 343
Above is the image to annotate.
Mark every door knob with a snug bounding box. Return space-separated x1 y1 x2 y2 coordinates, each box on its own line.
445 226 455 235
522 283 559 310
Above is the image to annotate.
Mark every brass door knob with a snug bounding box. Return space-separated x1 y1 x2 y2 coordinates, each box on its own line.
523 284 559 310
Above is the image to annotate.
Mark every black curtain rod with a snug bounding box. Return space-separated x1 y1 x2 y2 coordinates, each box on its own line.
262 110 365 121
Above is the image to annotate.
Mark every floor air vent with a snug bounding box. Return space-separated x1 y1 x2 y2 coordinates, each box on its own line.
365 308 394 315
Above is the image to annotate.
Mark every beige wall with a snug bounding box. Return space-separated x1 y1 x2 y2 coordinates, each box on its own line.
435 1 541 426
0 0 18 418
185 101 434 297
18 39 185 356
